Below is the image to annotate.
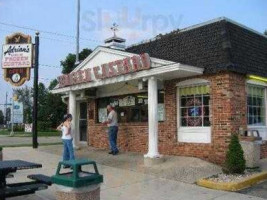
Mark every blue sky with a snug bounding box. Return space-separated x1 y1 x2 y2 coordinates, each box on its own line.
0 0 267 108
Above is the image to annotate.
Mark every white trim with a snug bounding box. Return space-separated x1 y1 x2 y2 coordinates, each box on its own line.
52 63 203 94
247 79 267 87
178 127 211 143
176 78 210 87
73 46 175 72
176 81 211 143
222 17 267 39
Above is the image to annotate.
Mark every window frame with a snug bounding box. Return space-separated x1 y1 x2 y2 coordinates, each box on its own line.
247 80 267 127
246 80 267 141
176 79 211 143
247 84 266 126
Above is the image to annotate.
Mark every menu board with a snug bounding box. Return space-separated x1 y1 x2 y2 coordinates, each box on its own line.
119 96 135 107
98 108 107 123
158 103 165 121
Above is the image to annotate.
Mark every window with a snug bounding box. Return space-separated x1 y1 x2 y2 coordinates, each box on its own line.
247 85 265 126
97 92 165 123
179 85 210 127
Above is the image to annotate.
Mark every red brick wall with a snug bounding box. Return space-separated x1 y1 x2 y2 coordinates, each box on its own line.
261 141 267 159
86 72 250 165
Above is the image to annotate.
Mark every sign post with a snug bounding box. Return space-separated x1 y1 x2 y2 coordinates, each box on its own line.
1 32 38 148
32 32 39 149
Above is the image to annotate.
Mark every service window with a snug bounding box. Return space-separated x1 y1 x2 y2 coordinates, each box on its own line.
97 91 165 123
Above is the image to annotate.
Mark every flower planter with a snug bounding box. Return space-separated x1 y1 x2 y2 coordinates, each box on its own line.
197 171 267 191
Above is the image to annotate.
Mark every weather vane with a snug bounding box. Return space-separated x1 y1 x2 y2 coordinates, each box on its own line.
111 23 119 37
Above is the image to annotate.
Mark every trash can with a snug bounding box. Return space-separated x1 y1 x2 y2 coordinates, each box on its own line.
239 130 262 168
52 159 103 200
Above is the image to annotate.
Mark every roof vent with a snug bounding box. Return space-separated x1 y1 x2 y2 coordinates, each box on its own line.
104 23 126 50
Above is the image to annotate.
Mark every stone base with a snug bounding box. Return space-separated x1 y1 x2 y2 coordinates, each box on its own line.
55 185 100 200
240 141 261 168
144 156 165 167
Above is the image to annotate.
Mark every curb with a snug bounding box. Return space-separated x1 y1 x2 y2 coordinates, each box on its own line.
197 171 267 191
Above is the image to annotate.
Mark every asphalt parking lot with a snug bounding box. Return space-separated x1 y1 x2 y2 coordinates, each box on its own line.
238 180 267 199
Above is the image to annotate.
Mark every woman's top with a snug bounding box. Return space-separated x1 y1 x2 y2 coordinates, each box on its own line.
61 125 72 140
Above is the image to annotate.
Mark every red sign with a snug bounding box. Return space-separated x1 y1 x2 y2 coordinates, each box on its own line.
58 53 151 88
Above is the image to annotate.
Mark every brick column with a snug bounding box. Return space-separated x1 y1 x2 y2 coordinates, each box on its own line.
211 72 247 164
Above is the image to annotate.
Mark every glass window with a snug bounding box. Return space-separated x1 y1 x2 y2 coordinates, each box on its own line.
179 85 210 127
97 91 165 123
247 85 265 126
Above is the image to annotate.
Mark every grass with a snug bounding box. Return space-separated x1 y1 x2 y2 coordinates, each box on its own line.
0 130 60 137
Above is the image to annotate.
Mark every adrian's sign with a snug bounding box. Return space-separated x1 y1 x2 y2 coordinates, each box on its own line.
2 44 32 68
57 53 151 88
1 32 33 87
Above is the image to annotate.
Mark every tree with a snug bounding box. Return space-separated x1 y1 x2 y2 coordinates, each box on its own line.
14 83 67 128
61 48 92 74
0 110 4 125
37 82 67 128
264 30 267 36
14 86 33 123
48 79 58 90
46 93 67 127
224 134 246 174
38 82 49 122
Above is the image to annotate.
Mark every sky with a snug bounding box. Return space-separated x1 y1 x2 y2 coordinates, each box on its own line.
0 0 267 110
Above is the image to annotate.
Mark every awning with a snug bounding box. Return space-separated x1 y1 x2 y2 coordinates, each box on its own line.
52 63 203 94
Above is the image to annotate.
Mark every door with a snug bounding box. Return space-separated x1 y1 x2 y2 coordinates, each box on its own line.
79 102 88 142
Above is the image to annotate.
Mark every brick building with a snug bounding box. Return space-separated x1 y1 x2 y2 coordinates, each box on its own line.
52 17 267 165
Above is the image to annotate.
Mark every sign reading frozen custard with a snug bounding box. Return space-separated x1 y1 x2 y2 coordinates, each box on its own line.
1 32 33 87
57 53 151 88
2 44 32 68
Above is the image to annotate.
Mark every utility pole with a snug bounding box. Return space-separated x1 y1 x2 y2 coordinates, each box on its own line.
75 0 80 65
32 32 39 149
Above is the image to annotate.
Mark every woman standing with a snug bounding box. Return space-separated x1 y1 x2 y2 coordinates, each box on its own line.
57 114 75 163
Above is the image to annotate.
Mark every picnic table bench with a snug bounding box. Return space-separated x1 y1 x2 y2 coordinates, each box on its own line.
0 160 52 200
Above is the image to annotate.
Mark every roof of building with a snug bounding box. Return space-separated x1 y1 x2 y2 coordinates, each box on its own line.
126 17 267 77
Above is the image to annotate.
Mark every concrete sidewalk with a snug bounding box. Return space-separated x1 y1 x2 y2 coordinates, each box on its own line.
2 146 266 200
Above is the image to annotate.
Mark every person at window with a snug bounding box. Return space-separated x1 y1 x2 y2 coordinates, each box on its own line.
103 105 119 155
57 114 75 167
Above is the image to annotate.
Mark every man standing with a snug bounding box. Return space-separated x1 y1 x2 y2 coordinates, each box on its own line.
103 105 119 155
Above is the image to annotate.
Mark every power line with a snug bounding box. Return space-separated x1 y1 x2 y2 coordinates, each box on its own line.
40 64 61 69
0 29 90 46
0 21 101 44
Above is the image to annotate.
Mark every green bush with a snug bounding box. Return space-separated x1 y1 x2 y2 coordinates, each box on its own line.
8 124 24 132
37 121 53 131
223 134 246 174
0 147 2 151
